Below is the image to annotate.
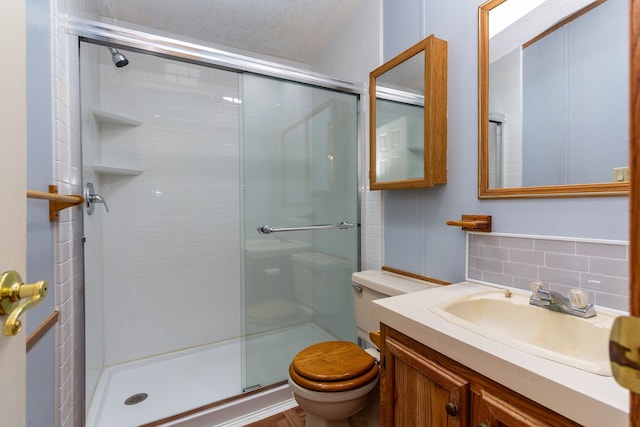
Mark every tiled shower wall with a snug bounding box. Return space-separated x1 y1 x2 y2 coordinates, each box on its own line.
467 232 629 312
87 46 243 367
52 12 85 427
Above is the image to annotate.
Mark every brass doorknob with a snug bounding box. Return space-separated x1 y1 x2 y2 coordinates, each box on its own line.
0 271 48 336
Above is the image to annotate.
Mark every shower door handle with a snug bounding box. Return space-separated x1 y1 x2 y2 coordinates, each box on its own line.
85 182 110 215
257 221 354 234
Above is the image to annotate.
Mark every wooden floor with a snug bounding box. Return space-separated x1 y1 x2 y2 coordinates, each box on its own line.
243 406 306 427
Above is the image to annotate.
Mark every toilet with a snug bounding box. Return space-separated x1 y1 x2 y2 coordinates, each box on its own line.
288 269 440 427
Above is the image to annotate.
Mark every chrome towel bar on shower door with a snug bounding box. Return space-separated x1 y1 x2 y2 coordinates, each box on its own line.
257 221 354 234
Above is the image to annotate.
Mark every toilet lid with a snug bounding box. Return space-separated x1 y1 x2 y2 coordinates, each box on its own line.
289 341 379 391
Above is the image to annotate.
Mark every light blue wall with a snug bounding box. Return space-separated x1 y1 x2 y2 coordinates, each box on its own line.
26 0 56 425
383 0 423 61
522 0 627 186
383 0 629 283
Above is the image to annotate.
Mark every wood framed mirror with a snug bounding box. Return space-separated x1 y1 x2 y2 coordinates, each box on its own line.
369 35 447 190
478 0 630 198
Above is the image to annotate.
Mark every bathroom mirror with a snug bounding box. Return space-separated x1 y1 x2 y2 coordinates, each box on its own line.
478 0 630 198
369 35 447 190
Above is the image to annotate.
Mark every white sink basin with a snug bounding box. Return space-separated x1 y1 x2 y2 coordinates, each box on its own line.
430 288 618 376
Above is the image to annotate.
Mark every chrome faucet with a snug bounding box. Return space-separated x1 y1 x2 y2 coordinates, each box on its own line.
529 281 596 318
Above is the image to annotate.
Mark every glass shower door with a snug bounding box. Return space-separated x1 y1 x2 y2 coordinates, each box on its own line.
242 74 359 390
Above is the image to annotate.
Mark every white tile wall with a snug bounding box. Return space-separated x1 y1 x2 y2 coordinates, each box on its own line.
361 189 383 270
84 47 243 366
360 88 383 272
52 11 85 426
468 232 629 312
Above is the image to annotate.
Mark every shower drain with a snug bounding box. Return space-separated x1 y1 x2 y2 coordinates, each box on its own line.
124 393 148 406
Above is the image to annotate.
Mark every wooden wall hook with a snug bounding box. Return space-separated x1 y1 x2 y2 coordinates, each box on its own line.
446 215 492 232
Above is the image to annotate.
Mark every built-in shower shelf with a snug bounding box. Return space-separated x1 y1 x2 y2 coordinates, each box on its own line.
92 108 142 127
93 164 143 176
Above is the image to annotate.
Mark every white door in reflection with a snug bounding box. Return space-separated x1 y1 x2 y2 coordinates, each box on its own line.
376 116 408 182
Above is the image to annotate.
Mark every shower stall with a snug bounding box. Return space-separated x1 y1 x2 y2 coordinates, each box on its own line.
79 38 360 426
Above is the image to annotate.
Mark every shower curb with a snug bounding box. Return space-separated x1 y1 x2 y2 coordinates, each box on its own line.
159 384 297 426
214 398 298 427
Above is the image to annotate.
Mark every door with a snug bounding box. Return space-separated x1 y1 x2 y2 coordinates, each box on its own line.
0 0 27 425
381 336 470 427
631 0 640 424
242 74 359 390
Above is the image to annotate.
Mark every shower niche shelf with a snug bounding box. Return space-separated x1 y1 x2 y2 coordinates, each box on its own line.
92 108 142 127
93 164 143 176
90 108 143 176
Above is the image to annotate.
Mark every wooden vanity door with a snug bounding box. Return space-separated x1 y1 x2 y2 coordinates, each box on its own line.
472 388 577 427
381 336 470 427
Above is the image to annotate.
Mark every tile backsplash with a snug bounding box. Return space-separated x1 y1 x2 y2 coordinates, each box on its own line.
467 232 629 312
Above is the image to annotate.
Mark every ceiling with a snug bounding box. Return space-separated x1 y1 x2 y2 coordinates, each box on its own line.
85 0 363 64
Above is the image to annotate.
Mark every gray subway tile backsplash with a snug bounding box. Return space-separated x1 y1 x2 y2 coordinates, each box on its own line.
589 257 629 278
472 234 500 247
468 233 629 312
534 239 576 254
508 249 545 265
503 261 537 279
538 267 581 287
576 241 627 259
499 236 534 250
475 257 504 273
544 252 589 272
482 271 514 287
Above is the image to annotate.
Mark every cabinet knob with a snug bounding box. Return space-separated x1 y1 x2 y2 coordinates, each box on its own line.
477 423 490 427
444 401 458 417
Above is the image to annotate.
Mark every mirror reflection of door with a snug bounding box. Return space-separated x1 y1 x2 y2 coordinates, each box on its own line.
376 116 408 181
375 97 425 182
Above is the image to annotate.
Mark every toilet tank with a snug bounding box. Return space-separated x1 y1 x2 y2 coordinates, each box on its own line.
352 270 441 346
293 251 354 342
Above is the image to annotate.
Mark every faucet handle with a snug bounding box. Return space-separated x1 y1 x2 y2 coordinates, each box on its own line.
530 281 545 296
568 288 589 309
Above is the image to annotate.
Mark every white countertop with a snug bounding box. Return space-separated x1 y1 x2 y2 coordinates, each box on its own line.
372 281 629 427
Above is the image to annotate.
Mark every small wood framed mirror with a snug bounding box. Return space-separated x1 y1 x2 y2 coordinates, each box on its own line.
369 35 448 190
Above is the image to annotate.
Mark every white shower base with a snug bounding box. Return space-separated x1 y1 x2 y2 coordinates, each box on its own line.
87 323 335 427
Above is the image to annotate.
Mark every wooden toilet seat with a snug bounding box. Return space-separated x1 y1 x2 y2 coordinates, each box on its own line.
289 341 379 392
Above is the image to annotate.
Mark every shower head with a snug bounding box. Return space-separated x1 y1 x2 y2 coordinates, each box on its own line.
108 47 129 68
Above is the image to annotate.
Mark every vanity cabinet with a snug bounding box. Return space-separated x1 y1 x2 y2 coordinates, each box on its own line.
381 331 469 426
380 324 581 427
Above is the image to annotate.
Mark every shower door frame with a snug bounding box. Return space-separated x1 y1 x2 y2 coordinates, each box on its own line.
70 16 365 422
67 18 363 94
